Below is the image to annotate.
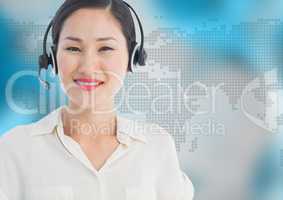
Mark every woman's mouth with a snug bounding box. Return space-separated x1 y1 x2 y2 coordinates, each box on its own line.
74 78 104 91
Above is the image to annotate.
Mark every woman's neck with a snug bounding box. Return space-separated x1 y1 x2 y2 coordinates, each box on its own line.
61 103 118 141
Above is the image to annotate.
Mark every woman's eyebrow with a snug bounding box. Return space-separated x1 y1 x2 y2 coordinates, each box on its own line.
96 37 117 42
64 36 82 43
64 36 117 42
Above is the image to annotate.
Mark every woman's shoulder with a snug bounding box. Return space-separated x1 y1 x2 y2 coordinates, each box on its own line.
129 117 177 151
144 121 175 145
0 123 34 151
118 114 176 152
0 107 62 151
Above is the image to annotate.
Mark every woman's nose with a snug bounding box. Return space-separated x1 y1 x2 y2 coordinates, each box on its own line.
77 51 102 74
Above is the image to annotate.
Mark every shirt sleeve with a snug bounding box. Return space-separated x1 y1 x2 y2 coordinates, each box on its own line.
181 171 195 200
155 128 194 200
0 130 24 200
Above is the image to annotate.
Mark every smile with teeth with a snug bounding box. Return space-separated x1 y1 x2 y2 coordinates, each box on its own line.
74 79 104 91
76 81 99 86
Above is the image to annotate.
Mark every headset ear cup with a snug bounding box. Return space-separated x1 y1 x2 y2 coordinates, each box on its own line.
138 49 147 66
128 42 147 72
128 43 139 72
133 46 147 66
38 54 49 70
50 46 58 75
133 48 140 65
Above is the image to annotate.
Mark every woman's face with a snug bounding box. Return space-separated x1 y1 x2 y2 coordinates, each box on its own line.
56 8 129 111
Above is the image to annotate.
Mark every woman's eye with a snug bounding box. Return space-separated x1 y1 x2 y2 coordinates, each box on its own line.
65 47 81 52
99 46 114 52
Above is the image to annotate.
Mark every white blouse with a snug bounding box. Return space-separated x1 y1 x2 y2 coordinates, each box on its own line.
0 106 194 200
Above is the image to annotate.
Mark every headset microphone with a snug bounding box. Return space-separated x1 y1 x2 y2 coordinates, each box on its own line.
38 77 50 90
38 19 54 90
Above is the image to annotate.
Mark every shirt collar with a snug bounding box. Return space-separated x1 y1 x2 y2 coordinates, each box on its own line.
30 105 147 146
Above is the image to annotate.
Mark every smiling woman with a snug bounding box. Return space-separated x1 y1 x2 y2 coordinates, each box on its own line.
56 7 130 111
0 0 194 200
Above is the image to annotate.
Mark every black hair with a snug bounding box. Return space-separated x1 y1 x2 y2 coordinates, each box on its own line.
51 0 137 69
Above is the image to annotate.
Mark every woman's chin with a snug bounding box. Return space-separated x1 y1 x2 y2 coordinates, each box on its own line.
67 95 116 113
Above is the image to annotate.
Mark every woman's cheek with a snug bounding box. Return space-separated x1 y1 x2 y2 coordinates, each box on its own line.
106 58 127 76
58 55 76 77
59 64 71 77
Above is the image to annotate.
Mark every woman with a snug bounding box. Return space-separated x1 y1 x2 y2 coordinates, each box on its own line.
0 0 194 199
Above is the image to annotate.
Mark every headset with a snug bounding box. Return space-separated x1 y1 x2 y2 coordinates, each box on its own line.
38 1 147 90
